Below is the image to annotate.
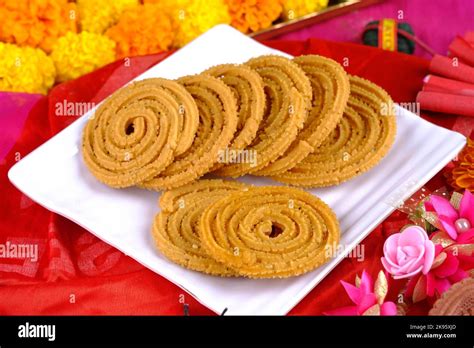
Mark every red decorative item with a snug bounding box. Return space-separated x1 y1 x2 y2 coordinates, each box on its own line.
1 37 470 315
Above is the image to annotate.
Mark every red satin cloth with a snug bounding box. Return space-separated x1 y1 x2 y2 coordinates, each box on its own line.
0 39 471 315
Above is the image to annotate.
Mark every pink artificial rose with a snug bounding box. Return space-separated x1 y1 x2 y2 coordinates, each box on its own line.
381 226 435 279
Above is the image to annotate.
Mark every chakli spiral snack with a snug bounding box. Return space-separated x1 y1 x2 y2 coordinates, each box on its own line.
82 78 194 188
140 75 239 190
429 277 474 315
213 55 311 177
203 64 265 170
273 75 397 187
254 55 350 176
134 79 199 156
199 186 340 278
153 179 251 276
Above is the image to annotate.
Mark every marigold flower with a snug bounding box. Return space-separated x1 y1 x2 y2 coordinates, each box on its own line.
50 32 116 82
106 3 175 59
448 138 474 191
282 0 328 20
0 42 56 94
0 0 77 53
77 0 139 34
174 0 231 47
226 0 283 34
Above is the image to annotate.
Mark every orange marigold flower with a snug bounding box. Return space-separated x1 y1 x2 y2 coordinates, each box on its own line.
447 138 474 191
226 0 284 34
0 0 77 53
106 3 175 59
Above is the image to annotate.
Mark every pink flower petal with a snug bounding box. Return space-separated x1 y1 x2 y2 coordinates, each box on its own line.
341 281 361 305
422 239 435 274
457 228 474 243
448 269 468 283
381 257 398 276
438 215 458 240
433 253 459 278
383 233 400 262
425 195 459 221
380 301 397 316
359 270 373 295
394 257 416 274
357 293 377 314
382 253 399 269
396 247 408 264
393 265 423 279
404 246 425 273
398 226 426 246
459 190 474 224
434 278 451 295
401 245 419 257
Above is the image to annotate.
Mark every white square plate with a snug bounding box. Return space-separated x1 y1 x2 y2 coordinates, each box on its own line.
8 25 467 315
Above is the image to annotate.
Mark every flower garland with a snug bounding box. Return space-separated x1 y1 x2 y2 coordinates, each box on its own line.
226 0 284 33
106 3 175 59
0 0 77 53
0 0 332 93
0 42 56 95
77 0 139 34
50 32 116 82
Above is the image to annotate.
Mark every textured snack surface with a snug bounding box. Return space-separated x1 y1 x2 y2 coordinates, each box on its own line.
273 75 397 187
82 78 197 188
141 75 239 190
214 55 311 177
199 186 340 278
254 55 350 176
204 64 265 171
153 180 250 276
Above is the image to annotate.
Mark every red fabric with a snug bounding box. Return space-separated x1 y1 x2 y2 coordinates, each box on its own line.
0 38 471 315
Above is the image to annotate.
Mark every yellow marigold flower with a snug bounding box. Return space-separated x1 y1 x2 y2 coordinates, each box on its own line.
282 0 329 20
174 0 231 47
77 0 139 34
0 0 77 53
144 0 230 47
226 0 283 34
0 43 56 94
50 32 116 82
448 138 474 191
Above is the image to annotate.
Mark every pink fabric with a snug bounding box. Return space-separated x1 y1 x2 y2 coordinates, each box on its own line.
0 93 43 160
276 0 474 59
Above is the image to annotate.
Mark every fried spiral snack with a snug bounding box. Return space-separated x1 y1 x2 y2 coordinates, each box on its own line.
273 75 397 187
134 79 199 156
199 186 340 278
204 64 265 170
213 55 311 177
140 75 239 190
82 78 195 188
255 55 350 176
153 180 250 276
